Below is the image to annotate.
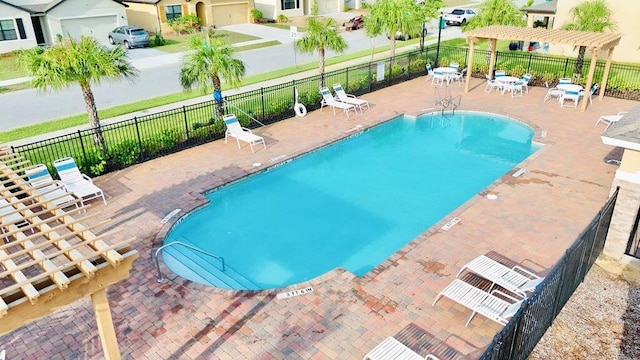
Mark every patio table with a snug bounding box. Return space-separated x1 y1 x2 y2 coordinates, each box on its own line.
434 67 458 82
557 84 583 92
495 76 520 95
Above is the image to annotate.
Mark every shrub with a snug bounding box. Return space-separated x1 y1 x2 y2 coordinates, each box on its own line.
152 33 166 46
168 14 202 34
250 9 263 23
108 139 141 167
277 14 288 23
78 148 106 177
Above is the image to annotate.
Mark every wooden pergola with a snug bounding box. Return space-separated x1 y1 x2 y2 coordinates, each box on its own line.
0 146 138 360
463 25 622 112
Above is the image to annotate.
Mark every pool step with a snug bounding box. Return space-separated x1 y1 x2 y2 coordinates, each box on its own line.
162 243 259 290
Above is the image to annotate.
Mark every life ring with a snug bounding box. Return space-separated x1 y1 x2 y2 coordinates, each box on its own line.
294 103 307 117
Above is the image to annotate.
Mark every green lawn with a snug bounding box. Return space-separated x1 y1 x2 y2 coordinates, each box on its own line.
0 54 28 81
150 30 261 53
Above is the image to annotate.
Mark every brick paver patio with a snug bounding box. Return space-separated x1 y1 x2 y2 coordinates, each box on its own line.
1 77 636 359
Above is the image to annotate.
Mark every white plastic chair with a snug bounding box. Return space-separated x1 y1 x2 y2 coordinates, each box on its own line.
560 90 581 108
425 64 434 80
456 255 544 297
521 73 532 93
0 198 32 243
319 87 357 118
595 111 628 130
449 68 466 86
333 84 370 113
484 74 502 93
54 157 106 205
449 62 459 71
543 81 563 103
223 114 266 153
495 70 506 77
558 77 572 84
431 70 446 86
433 279 524 326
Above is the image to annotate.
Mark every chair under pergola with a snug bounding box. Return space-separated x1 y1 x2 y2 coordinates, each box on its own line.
463 25 622 112
0 146 137 360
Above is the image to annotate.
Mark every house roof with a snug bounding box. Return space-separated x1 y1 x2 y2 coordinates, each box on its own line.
2 0 126 14
601 104 640 151
466 25 622 51
122 0 161 4
524 0 557 15
0 0 32 13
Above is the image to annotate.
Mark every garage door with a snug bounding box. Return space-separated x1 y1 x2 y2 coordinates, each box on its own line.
60 15 117 43
212 4 248 27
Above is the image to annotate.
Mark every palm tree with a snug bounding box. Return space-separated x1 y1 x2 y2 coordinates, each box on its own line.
562 0 615 80
462 0 527 60
296 16 347 86
365 0 436 59
179 35 246 118
18 36 138 151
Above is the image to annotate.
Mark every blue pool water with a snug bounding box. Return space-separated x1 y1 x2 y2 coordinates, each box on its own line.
164 112 539 290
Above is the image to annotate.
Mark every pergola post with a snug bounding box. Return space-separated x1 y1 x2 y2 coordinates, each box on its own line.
599 47 615 102
465 38 475 93
488 38 497 79
581 47 599 112
92 288 122 360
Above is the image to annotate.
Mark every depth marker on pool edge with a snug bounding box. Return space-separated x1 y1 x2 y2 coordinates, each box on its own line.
276 287 314 300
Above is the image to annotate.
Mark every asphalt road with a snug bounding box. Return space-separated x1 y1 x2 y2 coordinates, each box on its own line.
0 22 461 132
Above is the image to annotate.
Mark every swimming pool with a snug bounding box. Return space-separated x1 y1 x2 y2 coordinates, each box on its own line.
163 112 539 290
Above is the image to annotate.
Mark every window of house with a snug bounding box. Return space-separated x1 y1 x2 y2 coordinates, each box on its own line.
0 19 17 41
165 5 182 21
282 0 299 10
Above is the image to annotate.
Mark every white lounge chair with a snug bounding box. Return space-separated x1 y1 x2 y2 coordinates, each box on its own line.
333 84 370 113
595 111 628 130
319 87 357 117
223 114 266 153
0 198 31 243
433 279 523 327
456 255 544 297
25 164 80 210
363 336 439 360
54 157 106 205
543 81 563 103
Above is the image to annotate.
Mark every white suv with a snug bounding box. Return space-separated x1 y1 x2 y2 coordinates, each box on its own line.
444 9 477 26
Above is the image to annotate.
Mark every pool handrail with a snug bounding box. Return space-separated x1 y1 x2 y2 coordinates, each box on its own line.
153 241 225 283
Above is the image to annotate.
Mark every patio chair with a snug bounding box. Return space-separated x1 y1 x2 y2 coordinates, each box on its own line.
449 68 466 86
363 336 440 360
503 80 525 97
425 64 434 80
484 74 502 94
319 87 357 118
333 84 370 113
431 70 446 86
543 81 563 103
1 198 32 243
521 73 532 93
594 111 628 131
560 90 581 108
558 78 572 84
585 83 599 105
449 62 460 71
53 157 107 205
25 164 80 210
456 255 544 297
494 70 506 77
433 279 524 327
223 114 266 153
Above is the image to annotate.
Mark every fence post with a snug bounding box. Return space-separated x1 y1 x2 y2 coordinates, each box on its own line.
563 58 569 77
368 61 372 92
346 67 349 90
527 53 533 73
78 129 87 166
260 87 265 121
134 116 143 161
183 105 190 140
292 79 296 107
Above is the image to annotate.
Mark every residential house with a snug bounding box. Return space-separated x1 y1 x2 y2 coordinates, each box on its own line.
254 0 345 21
524 0 639 63
0 0 129 54
123 0 255 34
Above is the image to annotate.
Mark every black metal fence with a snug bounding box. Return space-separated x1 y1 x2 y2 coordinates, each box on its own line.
479 189 618 360
11 46 640 177
625 202 640 259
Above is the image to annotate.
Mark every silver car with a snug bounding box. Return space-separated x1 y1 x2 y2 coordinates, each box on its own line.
108 26 150 49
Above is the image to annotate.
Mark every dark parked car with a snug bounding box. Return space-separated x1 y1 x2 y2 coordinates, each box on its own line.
108 26 150 49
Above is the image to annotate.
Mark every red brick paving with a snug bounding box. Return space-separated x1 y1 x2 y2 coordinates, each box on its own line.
1 77 637 359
